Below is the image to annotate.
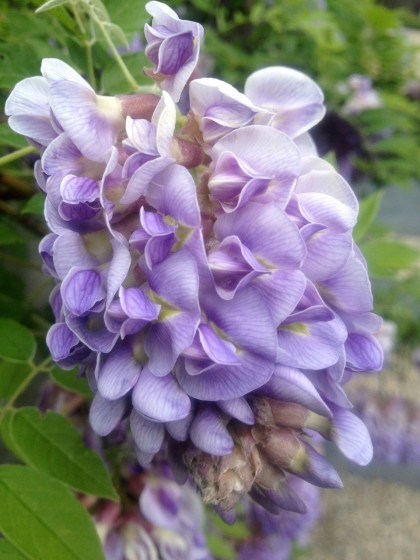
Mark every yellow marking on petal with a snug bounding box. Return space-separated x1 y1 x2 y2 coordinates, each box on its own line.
290 445 308 473
279 322 309 335
148 290 180 320
209 321 243 356
255 255 275 271
163 215 177 227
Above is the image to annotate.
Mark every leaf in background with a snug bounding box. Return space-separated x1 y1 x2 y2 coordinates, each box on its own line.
0 319 37 363
0 219 28 246
0 465 105 560
101 51 149 94
35 0 70 13
0 124 28 150
0 539 27 560
0 44 42 89
0 362 32 399
50 365 92 396
21 193 45 216
206 534 236 560
213 516 250 539
7 407 118 501
102 21 130 49
361 238 419 277
104 0 149 34
0 412 23 460
353 191 383 242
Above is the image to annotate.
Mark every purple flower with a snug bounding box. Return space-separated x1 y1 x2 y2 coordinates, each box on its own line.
6 0 383 523
144 1 204 101
238 477 320 560
95 462 212 560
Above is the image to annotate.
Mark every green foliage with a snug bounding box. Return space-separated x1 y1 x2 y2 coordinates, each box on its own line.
1 407 118 500
361 238 420 277
0 465 105 560
0 362 32 400
0 539 27 560
50 366 92 396
0 319 37 363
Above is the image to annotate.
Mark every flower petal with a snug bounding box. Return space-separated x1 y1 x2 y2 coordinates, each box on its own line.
97 340 142 400
130 409 165 454
89 393 127 436
132 368 191 422
190 406 234 455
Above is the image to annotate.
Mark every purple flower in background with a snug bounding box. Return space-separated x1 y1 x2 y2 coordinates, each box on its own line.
238 476 320 560
5 0 383 529
94 462 212 560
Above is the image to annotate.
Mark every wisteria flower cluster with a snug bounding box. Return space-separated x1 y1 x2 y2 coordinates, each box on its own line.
6 0 383 521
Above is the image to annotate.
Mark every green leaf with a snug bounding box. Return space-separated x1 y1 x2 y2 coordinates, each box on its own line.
0 465 105 560
7 407 118 500
361 238 419 277
0 319 36 363
0 412 23 460
104 0 149 33
0 539 27 560
0 362 32 399
50 366 92 396
0 125 28 150
214 516 250 539
353 191 383 242
0 219 27 246
206 534 236 559
35 0 69 13
100 51 150 94
20 193 45 216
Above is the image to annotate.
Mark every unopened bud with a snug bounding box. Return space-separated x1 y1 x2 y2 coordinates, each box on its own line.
184 442 257 511
119 93 161 120
252 425 307 472
254 459 286 492
171 137 204 168
253 397 331 438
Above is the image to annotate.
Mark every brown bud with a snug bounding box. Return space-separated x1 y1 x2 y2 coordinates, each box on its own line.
252 425 307 472
119 93 161 120
253 397 332 438
183 442 258 511
171 137 204 168
254 459 286 492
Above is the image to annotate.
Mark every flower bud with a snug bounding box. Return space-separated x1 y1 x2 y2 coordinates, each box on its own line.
252 425 307 472
119 93 161 120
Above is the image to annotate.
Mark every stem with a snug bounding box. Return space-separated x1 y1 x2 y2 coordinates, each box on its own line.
71 2 97 90
85 40 97 90
90 15 139 91
0 146 37 167
0 356 52 423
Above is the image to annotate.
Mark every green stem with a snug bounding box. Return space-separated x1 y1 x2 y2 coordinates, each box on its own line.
85 40 97 90
0 146 37 167
0 356 52 423
90 15 139 91
71 2 97 90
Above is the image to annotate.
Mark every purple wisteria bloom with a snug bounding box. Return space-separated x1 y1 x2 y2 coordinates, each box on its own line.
144 1 204 101
6 0 383 525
